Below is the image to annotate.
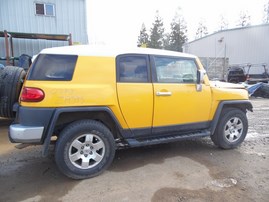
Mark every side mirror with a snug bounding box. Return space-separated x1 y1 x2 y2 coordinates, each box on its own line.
197 70 201 84
196 70 205 92
197 70 205 84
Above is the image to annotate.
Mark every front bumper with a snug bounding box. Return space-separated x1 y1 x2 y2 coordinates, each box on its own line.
9 124 44 143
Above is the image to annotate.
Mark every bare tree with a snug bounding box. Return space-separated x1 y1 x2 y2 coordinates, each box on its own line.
195 20 208 39
263 1 269 23
219 15 228 31
237 10 251 27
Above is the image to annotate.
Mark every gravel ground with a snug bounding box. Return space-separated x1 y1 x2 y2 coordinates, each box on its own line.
0 98 268 202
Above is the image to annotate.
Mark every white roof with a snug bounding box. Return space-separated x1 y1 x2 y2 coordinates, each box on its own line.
40 45 196 58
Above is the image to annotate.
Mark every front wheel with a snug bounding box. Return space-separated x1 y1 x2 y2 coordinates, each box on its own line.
55 120 115 179
211 108 248 149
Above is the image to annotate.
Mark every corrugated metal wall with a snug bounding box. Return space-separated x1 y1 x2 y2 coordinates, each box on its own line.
183 24 269 66
0 0 88 60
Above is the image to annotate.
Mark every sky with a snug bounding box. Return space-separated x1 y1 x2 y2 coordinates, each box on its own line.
86 0 268 47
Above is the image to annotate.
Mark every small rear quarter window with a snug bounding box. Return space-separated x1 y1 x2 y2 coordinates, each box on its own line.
28 54 77 81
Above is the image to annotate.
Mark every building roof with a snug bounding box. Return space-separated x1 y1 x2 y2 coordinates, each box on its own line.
186 23 269 45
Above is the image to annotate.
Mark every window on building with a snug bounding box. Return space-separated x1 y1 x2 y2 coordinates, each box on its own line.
35 3 55 16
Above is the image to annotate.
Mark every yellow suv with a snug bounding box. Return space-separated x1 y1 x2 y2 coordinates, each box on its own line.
7 45 252 179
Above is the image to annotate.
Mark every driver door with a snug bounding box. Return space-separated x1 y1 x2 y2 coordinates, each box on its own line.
151 55 212 135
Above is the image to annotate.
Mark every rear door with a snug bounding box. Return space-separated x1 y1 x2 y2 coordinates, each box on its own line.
151 55 212 135
116 54 154 137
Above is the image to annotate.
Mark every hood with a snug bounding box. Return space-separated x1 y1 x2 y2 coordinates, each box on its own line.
209 81 246 89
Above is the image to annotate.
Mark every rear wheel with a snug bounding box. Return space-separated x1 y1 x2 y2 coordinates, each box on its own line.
55 120 115 179
211 108 248 149
0 66 26 118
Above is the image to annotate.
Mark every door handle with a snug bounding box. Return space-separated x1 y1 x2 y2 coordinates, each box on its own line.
156 91 172 96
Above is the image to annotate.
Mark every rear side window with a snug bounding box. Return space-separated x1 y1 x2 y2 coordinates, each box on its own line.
116 55 149 83
28 54 77 81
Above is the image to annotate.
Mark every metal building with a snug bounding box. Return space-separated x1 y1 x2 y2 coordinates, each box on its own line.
183 24 269 67
0 0 88 63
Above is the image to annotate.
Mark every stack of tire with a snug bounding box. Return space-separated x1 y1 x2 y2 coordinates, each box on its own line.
0 66 26 118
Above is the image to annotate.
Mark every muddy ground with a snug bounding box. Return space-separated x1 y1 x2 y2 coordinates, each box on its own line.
0 98 268 202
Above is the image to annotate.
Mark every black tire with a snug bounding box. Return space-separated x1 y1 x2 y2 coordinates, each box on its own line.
55 120 115 179
0 66 26 118
211 108 248 149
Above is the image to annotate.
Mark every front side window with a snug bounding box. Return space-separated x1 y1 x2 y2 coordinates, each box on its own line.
35 3 55 16
28 54 77 81
117 55 149 83
153 56 197 83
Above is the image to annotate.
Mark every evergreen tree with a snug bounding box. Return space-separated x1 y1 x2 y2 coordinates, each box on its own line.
148 11 165 49
237 10 251 27
137 23 149 47
263 1 269 23
195 20 208 39
163 33 171 50
166 9 188 52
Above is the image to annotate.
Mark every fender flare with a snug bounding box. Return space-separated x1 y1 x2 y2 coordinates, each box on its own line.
42 107 130 156
210 100 253 135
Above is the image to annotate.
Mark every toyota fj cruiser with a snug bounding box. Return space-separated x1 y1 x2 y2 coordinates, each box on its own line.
1 45 253 179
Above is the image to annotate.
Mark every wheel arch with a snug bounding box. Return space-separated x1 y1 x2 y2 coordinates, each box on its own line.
42 107 125 157
55 119 116 179
210 100 253 135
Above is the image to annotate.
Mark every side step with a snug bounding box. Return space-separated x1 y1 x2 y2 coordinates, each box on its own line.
126 130 211 147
